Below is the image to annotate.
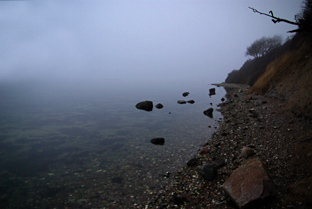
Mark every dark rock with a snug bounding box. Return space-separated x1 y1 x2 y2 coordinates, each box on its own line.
187 158 199 167
182 92 190 97
213 158 226 168
200 146 209 154
249 109 258 118
241 146 255 159
171 194 187 205
203 108 214 118
177 100 186 104
289 176 312 201
155 103 164 109
201 163 217 181
221 98 225 102
150 137 165 145
135 101 153 111
221 132 229 136
222 158 274 208
209 88 216 96
187 100 195 104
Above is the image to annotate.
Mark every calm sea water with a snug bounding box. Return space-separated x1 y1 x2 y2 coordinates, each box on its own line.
0 79 225 208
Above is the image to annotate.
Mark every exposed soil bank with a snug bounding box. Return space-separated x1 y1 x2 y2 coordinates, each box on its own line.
142 83 312 209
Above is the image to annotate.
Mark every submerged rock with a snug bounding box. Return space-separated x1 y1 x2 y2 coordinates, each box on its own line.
182 92 190 97
155 103 164 109
150 137 165 145
187 100 195 104
136 101 153 111
222 158 273 208
177 100 187 104
203 108 214 118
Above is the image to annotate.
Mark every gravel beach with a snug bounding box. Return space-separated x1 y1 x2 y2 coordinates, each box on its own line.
142 83 312 209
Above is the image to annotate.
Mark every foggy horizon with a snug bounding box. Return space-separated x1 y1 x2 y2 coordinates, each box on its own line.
0 0 303 86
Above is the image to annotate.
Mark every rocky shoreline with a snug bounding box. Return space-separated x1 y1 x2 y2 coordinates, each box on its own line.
142 83 312 208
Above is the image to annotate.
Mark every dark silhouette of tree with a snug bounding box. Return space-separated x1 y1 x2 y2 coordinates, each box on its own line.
249 0 312 33
245 35 282 58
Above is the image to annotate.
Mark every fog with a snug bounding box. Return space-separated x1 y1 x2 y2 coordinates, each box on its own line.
0 0 303 87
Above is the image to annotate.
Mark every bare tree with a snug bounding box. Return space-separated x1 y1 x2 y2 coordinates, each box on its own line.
249 0 312 33
245 36 283 58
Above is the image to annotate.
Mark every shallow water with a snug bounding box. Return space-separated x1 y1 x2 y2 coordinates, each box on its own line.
0 79 225 208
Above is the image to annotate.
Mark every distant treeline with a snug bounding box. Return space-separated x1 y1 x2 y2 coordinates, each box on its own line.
225 38 292 86
226 0 312 86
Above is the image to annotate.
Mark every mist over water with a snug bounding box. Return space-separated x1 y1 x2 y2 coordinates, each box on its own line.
0 0 303 207
0 75 226 207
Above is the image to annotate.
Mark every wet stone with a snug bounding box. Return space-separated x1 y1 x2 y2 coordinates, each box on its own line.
150 137 165 145
201 163 217 181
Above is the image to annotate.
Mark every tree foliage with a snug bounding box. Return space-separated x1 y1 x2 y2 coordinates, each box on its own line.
245 36 282 58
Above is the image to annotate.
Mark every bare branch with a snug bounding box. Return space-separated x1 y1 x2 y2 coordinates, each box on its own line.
248 7 299 26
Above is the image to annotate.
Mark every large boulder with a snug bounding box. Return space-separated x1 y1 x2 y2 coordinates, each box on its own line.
222 158 273 208
203 108 213 118
135 101 153 111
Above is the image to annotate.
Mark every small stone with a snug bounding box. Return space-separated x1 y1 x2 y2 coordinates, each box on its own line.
209 88 216 96
201 163 217 181
203 108 213 118
187 100 195 104
241 146 255 159
177 100 186 104
213 159 226 168
155 103 164 109
187 158 199 167
182 92 190 97
200 146 209 154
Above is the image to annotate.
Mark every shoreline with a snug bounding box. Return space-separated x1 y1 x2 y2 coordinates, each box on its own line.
143 83 312 208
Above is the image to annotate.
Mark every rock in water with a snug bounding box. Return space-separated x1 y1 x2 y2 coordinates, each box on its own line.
135 101 153 111
150 137 165 145
182 92 190 97
177 100 187 104
201 163 217 181
203 108 213 118
155 103 164 109
187 100 195 104
209 88 216 96
222 158 273 208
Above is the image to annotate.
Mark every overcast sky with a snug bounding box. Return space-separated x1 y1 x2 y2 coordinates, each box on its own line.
0 0 304 85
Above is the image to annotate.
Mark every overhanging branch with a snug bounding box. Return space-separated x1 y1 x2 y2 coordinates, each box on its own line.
248 7 299 26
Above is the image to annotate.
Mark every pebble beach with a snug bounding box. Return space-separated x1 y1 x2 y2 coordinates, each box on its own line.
142 83 312 209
